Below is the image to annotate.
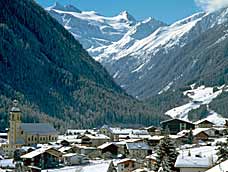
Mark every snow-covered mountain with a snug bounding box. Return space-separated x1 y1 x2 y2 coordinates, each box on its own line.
46 2 165 54
46 4 228 123
48 4 228 99
98 8 228 99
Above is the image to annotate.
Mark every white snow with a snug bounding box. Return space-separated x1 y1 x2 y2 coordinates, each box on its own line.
158 82 173 94
175 155 212 168
205 160 228 172
165 86 223 122
42 160 112 172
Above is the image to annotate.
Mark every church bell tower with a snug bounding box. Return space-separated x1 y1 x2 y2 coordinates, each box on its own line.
8 100 21 145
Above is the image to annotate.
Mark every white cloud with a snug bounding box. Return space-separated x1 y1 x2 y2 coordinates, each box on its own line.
195 0 228 11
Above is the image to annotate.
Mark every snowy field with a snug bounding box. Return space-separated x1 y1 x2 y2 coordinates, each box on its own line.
165 85 228 125
42 160 112 172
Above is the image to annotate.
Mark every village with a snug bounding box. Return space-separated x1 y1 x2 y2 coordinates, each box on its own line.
0 100 227 172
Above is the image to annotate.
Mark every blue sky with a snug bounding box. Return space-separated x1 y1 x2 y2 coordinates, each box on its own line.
36 0 201 24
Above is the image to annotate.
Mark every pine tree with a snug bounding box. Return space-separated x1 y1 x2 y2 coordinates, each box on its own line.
187 128 193 144
216 138 228 164
155 136 178 172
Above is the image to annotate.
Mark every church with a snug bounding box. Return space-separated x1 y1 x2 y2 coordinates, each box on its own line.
1 100 58 157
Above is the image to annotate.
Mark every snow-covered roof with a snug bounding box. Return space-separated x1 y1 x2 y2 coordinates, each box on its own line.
194 119 214 125
66 129 96 135
175 155 212 168
21 146 59 159
97 142 117 149
110 128 133 135
0 159 15 168
149 136 164 141
205 160 228 172
58 135 82 143
126 142 150 150
178 128 209 136
62 153 77 157
117 158 136 164
160 118 193 125
58 146 72 153
41 160 112 172
84 134 110 140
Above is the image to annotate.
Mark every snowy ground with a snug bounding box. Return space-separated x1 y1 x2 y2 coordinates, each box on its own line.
165 85 228 125
42 160 112 172
179 146 217 160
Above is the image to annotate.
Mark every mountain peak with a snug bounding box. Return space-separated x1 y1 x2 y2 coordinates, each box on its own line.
48 2 64 11
63 4 81 13
119 11 136 23
47 2 81 13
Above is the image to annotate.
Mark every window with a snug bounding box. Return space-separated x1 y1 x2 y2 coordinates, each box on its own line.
28 137 30 141
21 131 23 135
32 136 33 141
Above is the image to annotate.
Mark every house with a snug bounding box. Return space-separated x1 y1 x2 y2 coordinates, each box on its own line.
62 153 89 166
178 128 209 143
194 119 214 128
79 134 110 147
100 126 133 141
1 100 58 158
125 142 152 159
160 119 195 134
116 159 137 172
58 146 76 154
98 142 118 157
148 136 164 146
21 146 62 170
66 129 96 136
144 126 162 136
73 145 98 158
146 154 157 170
57 135 81 145
205 159 228 172
175 155 212 172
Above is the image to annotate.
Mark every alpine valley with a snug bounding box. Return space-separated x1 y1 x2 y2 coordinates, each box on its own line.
47 3 228 125
0 0 165 132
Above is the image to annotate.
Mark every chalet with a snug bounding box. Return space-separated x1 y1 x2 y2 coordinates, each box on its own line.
160 119 195 134
116 159 137 172
62 153 89 166
144 126 162 136
73 145 97 157
58 146 76 154
178 128 209 143
125 142 152 159
146 154 157 170
100 125 133 141
21 146 62 170
98 142 118 156
79 134 110 147
57 135 81 145
175 155 212 172
148 136 164 146
194 119 214 128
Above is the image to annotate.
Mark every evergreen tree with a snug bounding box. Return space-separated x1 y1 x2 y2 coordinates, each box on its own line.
216 138 228 164
187 128 193 144
155 136 178 172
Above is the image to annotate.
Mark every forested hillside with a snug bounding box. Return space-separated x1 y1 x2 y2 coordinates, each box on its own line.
0 0 165 132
